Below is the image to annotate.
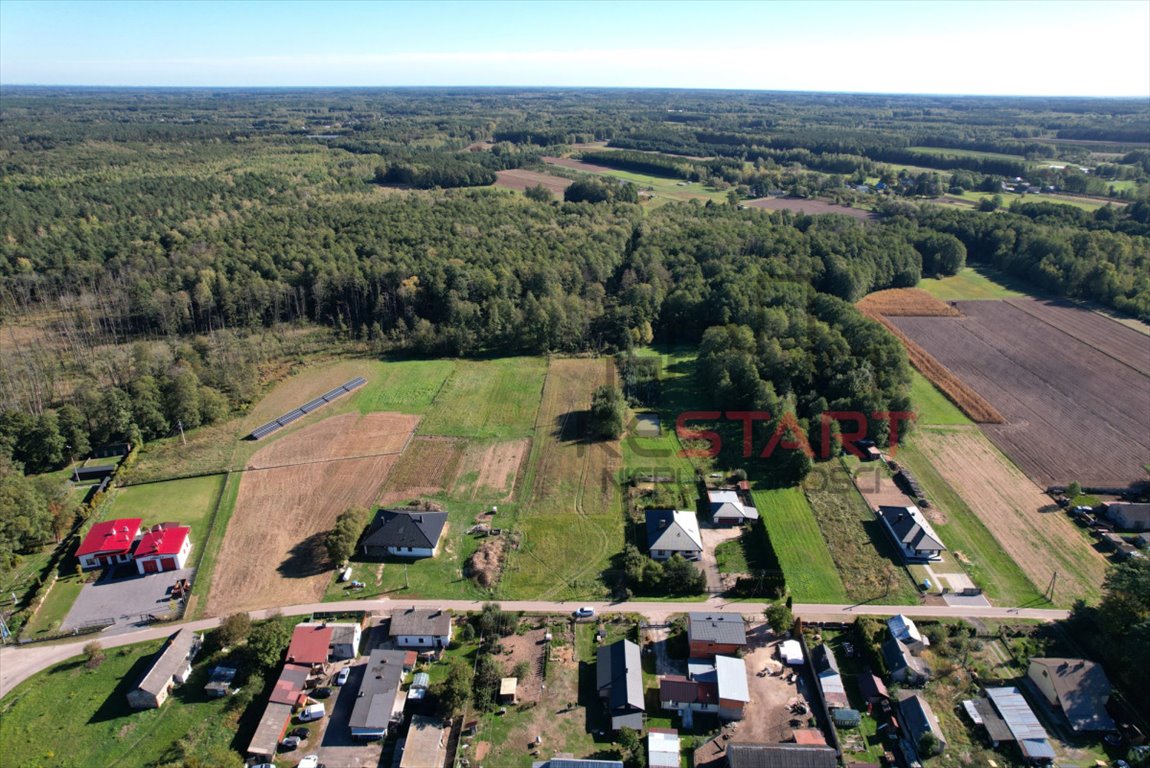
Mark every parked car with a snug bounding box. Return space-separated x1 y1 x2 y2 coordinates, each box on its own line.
280 736 301 751
573 606 596 618
298 703 326 722
288 727 310 740
335 667 350 686
298 756 321 768
311 687 333 699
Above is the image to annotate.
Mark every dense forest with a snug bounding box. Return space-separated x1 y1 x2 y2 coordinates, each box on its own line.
1 87 1148 562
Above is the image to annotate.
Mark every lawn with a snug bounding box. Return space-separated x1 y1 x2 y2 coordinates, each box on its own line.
183 471 240 619
714 536 750 574
907 146 1027 162
103 474 227 559
417 356 547 439
908 370 972 427
0 639 241 768
20 568 85 637
917 265 1026 301
751 486 847 603
943 189 1116 212
803 467 920 605
820 629 886 764
896 435 1045 606
352 358 457 415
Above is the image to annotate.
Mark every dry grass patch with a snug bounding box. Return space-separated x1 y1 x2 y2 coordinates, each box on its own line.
857 288 962 316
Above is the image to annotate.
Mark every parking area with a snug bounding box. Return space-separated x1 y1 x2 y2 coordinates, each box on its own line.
310 621 391 768
61 565 193 634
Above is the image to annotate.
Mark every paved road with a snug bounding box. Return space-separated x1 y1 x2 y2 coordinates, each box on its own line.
0 596 1068 698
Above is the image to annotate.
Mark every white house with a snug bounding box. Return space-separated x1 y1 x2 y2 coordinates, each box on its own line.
362 509 448 559
876 505 945 562
134 523 193 575
389 607 453 648
646 509 703 561
75 518 142 570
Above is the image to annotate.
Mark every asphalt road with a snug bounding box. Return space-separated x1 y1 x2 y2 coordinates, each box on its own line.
0 596 1069 698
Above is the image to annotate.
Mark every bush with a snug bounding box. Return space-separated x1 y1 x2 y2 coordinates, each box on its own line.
83 641 105 669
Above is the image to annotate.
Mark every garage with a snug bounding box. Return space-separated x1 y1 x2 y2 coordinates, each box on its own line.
142 559 160 574
162 557 179 571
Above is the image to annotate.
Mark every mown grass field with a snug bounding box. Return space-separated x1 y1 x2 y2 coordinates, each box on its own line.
417 356 546 439
0 639 238 768
751 486 846 603
909 369 972 427
804 468 920 605
20 568 84 637
183 471 240 619
907 146 1026 162
103 475 227 559
917 266 1025 301
943 189 1117 212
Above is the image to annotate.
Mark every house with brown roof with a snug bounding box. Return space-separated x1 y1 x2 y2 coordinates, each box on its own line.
1027 658 1115 732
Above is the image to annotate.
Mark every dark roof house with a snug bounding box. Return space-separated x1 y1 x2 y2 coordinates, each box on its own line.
646 509 703 560
882 637 930 685
349 649 408 739
596 638 644 730
898 692 947 758
876 505 945 562
362 509 448 558
389 607 453 644
688 612 747 655
1027 658 1115 732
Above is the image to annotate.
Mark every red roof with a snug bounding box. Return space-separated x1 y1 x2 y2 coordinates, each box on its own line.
794 729 828 745
76 518 142 557
660 675 717 704
271 663 311 705
134 524 190 558
286 624 333 665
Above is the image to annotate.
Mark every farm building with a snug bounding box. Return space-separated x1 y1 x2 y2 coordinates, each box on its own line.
287 621 362 665
688 612 747 656
597 638 645 730
707 489 759 526
898 692 947 757
126 629 200 710
75 518 142 570
204 665 237 697
725 743 838 768
350 649 408 739
887 614 929 654
1026 658 1115 732
247 663 311 759
362 509 448 558
133 523 192 574
812 644 848 710
398 715 448 768
532 757 623 768
780 639 804 666
793 729 828 745
876 505 945 562
389 607 453 648
983 687 1055 764
270 663 311 705
498 676 517 704
882 638 930 685
1102 502 1150 531
648 728 681 768
646 509 703 561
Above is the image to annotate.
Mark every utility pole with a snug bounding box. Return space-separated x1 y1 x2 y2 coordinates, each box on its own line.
1046 571 1057 602
404 564 409 589
177 420 186 447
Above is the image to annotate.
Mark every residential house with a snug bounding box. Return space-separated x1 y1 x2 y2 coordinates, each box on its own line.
362 509 448 558
812 644 848 710
247 663 311 759
882 638 930 686
662 655 749 724
126 629 200 709
876 505 945 562
349 649 408 739
389 607 453 649
858 670 889 707
399 715 447 768
887 614 929 655
984 687 1056 764
133 523 192 574
688 612 747 657
898 692 947 758
724 743 838 768
660 674 717 727
286 623 334 669
646 509 703 561
328 622 362 660
1102 502 1150 531
707 489 759 526
1027 658 1115 732
532 757 623 768
597 638 645 730
76 518 142 570
649 728 681 768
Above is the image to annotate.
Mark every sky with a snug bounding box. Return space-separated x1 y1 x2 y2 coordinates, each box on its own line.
1 0 1148 96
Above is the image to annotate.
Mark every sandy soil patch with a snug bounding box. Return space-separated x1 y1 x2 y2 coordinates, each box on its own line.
493 627 548 703
744 197 876 220
914 429 1108 605
379 437 465 505
246 412 418 469
494 169 572 196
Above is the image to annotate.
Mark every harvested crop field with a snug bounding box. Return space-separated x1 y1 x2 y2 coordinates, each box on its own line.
892 300 1150 486
207 412 418 615
494 168 572 195
857 288 962 317
868 312 1005 424
378 436 465 504
744 197 876 220
456 439 529 500
1005 297 1150 375
541 155 618 174
914 428 1108 605
245 412 418 469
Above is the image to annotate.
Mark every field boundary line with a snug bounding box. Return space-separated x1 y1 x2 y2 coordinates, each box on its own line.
240 448 406 474
1004 297 1150 377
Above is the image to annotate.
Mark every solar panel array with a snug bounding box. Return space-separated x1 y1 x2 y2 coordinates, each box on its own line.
248 376 367 440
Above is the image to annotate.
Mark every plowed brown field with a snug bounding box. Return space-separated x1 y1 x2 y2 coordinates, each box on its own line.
744 197 876 220
914 428 1108 605
494 169 572 195
456 438 529 500
892 301 1150 486
378 436 465 505
207 412 418 615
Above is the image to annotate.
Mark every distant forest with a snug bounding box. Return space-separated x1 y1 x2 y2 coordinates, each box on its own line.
1 89 1148 542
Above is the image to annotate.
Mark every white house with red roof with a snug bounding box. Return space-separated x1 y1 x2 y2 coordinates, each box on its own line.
134 523 193 575
76 518 143 570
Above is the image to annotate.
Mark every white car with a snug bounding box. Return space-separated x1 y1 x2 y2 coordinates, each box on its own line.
298 703 326 722
335 667 350 686
573 606 596 618
298 756 320 768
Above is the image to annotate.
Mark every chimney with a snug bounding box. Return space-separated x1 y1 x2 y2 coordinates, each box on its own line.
660 518 668 528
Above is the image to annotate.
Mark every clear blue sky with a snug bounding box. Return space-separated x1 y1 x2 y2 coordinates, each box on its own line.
2 0 1148 95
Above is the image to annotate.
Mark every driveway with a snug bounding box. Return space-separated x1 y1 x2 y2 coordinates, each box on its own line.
312 622 390 768
642 624 685 676
61 566 194 634
699 525 743 593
